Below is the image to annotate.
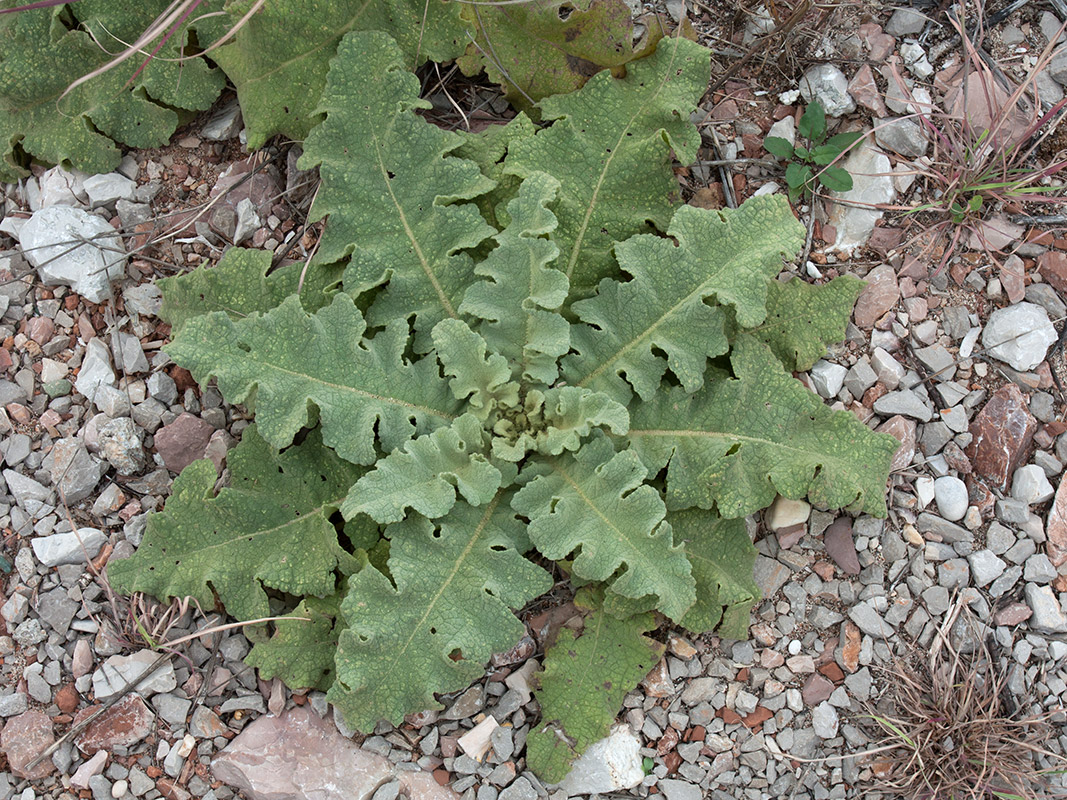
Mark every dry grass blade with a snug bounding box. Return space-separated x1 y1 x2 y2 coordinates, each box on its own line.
862 596 1066 800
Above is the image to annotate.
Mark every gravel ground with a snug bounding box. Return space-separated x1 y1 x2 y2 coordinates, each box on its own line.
1 3 1067 799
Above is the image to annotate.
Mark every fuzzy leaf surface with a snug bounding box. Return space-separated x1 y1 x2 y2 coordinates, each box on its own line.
454 114 537 229
159 248 342 337
512 437 694 621
670 510 758 638
300 31 496 350
107 426 363 622
245 589 347 692
628 336 899 517
329 495 553 729
526 599 663 782
491 386 629 462
208 0 467 149
459 171 569 385
432 320 519 418
458 0 635 108
746 275 864 372
166 294 461 465
341 414 501 524
0 2 223 180
504 37 709 295
564 197 803 402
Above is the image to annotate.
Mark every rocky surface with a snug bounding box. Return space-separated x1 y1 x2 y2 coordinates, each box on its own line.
0 6 1066 800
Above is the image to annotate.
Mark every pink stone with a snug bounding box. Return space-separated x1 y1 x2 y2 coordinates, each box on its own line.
212 707 459 800
25 317 55 345
1 710 55 779
1000 254 1026 304
966 384 1037 489
848 65 887 116
154 412 216 473
993 602 1033 626
74 695 155 754
1047 473 1067 568
823 517 860 575
1038 250 1067 293
877 415 914 473
853 265 899 329
801 674 834 705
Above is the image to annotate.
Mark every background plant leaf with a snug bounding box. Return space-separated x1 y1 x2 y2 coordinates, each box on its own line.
512 436 694 621
746 275 865 372
0 1 223 180
207 0 468 149
504 36 709 297
299 30 496 351
564 197 804 403
329 495 553 729
166 294 461 465
107 425 363 622
627 335 899 517
526 596 663 783
457 0 635 109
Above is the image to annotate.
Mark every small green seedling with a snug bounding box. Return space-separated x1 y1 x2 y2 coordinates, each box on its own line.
764 100 863 202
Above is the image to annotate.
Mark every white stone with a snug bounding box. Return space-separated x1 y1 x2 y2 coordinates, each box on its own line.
798 65 855 117
934 476 968 521
233 197 260 245
982 302 1057 372
31 527 107 566
765 495 811 531
1024 584 1067 634
556 724 644 795
827 139 896 253
915 476 935 508
766 115 796 147
811 702 839 738
37 165 90 208
18 206 126 303
92 650 177 700
504 659 540 705
202 99 244 140
457 715 498 761
968 549 1006 587
1012 464 1055 505
900 42 933 78
659 779 703 800
75 338 116 404
2 469 52 516
83 172 137 209
70 750 108 789
809 360 847 399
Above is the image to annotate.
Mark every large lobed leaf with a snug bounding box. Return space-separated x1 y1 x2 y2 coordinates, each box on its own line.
513 436 695 621
300 30 496 351
159 248 342 337
564 197 804 403
671 509 758 639
0 0 223 180
628 335 900 517
166 293 461 465
341 414 501 524
746 274 865 372
460 171 570 386
526 590 664 783
504 36 710 296
107 426 363 622
207 0 468 149
329 495 552 729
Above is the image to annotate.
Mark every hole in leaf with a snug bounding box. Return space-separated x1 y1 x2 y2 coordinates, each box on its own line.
557 3 573 20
